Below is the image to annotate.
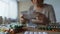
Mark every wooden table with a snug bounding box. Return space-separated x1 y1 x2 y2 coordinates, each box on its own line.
22 27 60 32
22 27 60 34
11 27 60 34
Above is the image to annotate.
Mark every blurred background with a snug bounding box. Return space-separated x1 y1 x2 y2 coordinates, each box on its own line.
0 0 60 24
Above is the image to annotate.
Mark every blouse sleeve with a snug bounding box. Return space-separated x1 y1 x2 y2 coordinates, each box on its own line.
48 5 56 23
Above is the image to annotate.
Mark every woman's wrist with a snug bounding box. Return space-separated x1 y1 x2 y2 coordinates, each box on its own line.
31 19 43 23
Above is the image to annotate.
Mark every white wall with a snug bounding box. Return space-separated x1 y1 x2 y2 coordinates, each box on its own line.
19 1 32 11
19 0 60 22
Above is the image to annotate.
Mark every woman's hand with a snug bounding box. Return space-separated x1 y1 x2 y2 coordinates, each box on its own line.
31 19 43 23
31 13 44 23
20 14 29 23
32 12 50 25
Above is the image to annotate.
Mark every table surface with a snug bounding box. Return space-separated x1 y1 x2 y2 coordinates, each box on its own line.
22 27 60 32
15 27 60 34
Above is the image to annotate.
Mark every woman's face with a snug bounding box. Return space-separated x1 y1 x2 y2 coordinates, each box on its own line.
32 0 37 5
32 0 44 6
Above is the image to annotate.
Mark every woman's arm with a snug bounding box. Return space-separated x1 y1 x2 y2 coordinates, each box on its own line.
48 5 56 23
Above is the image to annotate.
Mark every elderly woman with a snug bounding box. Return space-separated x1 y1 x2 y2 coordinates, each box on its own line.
21 0 56 25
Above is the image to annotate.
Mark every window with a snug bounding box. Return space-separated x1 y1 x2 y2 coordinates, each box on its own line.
0 0 18 19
